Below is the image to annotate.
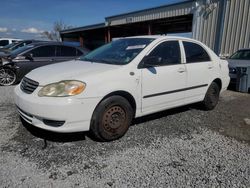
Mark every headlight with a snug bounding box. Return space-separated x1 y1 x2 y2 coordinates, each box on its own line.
38 80 86 97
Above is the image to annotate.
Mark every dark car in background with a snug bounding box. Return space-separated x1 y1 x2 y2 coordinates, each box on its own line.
0 42 89 86
228 48 250 83
0 40 45 54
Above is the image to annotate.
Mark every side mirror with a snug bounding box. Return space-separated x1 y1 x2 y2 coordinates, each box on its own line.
24 53 33 61
142 56 162 68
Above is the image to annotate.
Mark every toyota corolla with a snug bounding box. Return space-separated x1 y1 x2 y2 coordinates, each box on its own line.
14 36 230 141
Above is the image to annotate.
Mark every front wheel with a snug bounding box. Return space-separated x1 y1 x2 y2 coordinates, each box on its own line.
201 82 220 110
0 68 17 86
90 96 133 141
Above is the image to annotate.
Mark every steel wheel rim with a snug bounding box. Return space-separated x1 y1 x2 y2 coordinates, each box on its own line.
102 105 127 133
0 69 16 86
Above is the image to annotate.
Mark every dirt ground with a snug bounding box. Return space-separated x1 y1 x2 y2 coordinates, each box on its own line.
0 86 250 187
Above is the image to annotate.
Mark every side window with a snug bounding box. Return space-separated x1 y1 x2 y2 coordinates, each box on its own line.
183 42 210 63
148 41 181 66
0 40 9 46
28 45 56 57
76 49 83 56
58 46 77 57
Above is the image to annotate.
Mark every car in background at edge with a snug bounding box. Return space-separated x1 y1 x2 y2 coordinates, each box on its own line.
228 48 250 83
0 42 89 86
14 36 230 141
0 38 22 48
0 40 47 54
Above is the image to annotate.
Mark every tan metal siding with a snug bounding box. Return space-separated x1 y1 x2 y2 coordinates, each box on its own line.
193 0 250 56
192 0 220 51
220 0 231 55
220 0 250 56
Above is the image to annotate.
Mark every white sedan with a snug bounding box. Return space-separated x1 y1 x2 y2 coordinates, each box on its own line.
14 36 230 141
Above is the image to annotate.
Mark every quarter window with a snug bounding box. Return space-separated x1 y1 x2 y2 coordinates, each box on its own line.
56 46 76 57
76 49 83 56
183 41 210 63
28 45 56 57
148 41 181 66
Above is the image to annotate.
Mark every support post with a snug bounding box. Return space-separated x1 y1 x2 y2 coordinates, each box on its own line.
108 27 111 42
148 23 152 35
79 35 84 47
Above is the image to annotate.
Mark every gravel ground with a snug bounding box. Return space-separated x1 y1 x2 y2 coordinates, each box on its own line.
0 86 250 188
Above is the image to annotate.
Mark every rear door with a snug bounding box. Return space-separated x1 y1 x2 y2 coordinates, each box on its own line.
182 41 214 102
141 40 187 114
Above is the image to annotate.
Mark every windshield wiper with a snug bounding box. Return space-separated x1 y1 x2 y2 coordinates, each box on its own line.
81 57 122 65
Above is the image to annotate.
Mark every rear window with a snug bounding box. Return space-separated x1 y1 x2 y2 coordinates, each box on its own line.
183 41 210 63
76 49 83 56
56 46 76 57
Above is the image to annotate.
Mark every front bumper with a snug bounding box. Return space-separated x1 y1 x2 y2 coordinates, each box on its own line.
14 85 101 133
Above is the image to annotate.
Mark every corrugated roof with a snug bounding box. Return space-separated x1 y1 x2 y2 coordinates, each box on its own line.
60 0 194 34
106 0 194 19
60 23 105 34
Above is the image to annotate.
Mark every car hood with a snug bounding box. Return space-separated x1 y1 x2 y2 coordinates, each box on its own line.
26 60 121 85
228 59 250 67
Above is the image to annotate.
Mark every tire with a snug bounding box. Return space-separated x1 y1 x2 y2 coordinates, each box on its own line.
90 96 133 141
202 82 220 110
0 68 17 86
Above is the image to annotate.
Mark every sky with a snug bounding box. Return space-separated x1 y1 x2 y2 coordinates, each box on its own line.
0 0 187 39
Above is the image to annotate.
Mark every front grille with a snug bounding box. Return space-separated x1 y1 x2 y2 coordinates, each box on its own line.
20 77 39 94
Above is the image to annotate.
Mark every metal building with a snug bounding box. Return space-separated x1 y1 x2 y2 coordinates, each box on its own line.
60 0 250 56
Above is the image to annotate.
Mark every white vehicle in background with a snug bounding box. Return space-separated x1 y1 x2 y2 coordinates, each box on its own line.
14 36 230 141
0 38 22 48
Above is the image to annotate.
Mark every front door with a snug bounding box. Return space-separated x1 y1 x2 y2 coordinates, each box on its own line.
17 45 56 78
141 40 187 114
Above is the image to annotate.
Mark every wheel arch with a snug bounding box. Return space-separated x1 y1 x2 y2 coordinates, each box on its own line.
99 90 137 117
212 78 222 90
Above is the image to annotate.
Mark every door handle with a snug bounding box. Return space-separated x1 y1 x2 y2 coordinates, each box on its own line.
177 68 186 73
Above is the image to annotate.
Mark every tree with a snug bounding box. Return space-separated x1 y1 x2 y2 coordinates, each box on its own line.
42 21 72 41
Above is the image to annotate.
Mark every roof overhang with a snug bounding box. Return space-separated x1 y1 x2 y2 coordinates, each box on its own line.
60 23 106 34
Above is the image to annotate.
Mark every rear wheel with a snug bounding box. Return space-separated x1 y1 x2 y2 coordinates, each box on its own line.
0 68 16 86
202 82 220 110
90 96 133 141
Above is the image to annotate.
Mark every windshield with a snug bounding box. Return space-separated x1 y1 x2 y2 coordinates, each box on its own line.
230 50 250 60
9 42 25 50
11 44 34 56
80 38 155 65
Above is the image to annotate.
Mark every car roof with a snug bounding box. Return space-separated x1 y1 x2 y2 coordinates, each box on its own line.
237 48 250 51
28 41 78 46
124 35 191 40
122 35 201 44
0 38 22 40
24 42 88 53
